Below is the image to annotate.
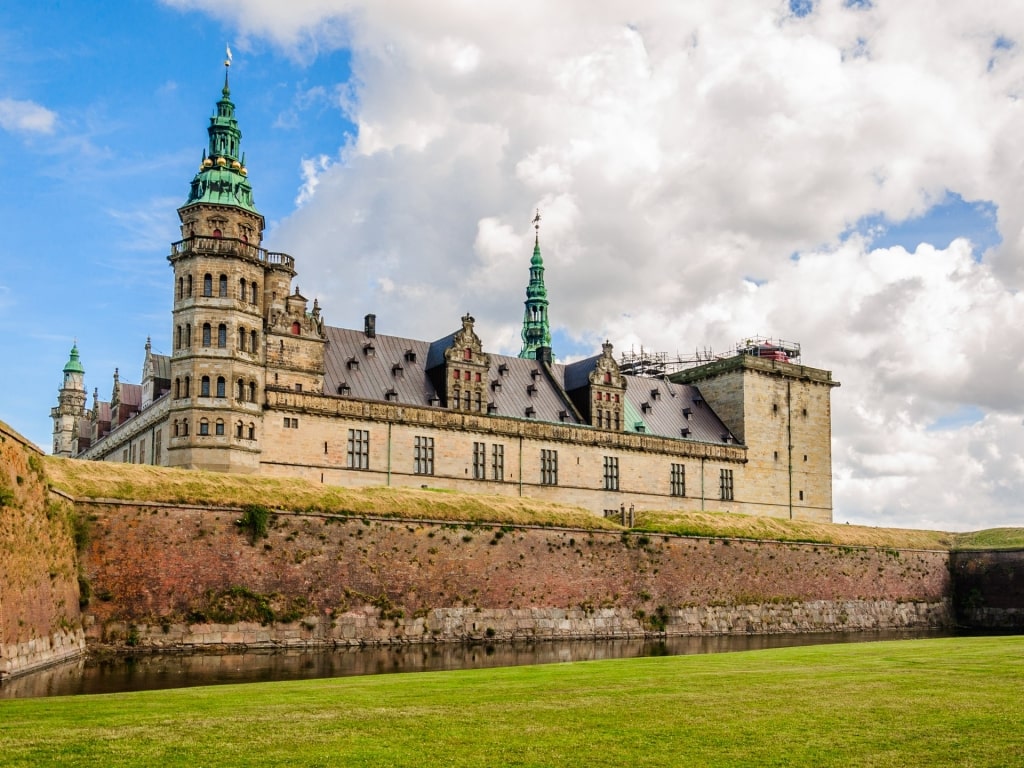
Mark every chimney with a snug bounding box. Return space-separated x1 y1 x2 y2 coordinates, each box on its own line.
364 313 376 338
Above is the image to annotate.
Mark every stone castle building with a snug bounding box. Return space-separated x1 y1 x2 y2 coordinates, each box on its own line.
51 66 840 522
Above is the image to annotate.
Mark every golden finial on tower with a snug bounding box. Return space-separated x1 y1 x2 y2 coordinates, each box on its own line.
225 44 233 68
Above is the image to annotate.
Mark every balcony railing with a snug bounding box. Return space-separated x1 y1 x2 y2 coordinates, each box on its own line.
170 237 294 270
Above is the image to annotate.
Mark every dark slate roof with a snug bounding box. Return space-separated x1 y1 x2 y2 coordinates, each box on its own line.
320 323 734 443
486 355 581 424
621 375 736 444
324 326 441 406
563 354 600 392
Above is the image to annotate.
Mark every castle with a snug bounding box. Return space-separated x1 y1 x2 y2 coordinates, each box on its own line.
50 64 839 522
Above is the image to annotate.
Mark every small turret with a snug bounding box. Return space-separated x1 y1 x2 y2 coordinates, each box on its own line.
51 343 88 457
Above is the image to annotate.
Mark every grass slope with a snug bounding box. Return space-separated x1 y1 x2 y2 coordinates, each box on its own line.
43 456 1024 549
1 636 1022 767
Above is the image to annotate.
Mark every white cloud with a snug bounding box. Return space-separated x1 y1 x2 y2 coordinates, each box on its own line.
167 0 1024 530
0 97 56 134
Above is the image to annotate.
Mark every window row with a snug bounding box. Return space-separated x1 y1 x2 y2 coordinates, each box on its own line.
171 418 255 440
334 428 734 499
451 389 484 412
174 323 259 352
173 376 258 402
177 273 261 304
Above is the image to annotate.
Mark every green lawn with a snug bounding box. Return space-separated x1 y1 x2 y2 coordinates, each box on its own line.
2 636 1022 767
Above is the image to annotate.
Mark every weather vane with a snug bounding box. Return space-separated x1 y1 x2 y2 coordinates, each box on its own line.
532 208 541 236
225 44 233 68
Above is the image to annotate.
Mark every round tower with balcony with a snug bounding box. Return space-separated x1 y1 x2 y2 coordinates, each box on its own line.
166 59 296 471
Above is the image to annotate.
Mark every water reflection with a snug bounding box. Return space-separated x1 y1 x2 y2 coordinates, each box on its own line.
1 630 949 700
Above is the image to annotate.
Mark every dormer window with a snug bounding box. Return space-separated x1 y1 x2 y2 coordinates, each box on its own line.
491 380 502 392
634 423 646 433
392 364 404 378
722 435 733 444
681 427 691 437
641 402 652 413
385 389 398 402
498 363 509 376
527 384 537 396
694 397 704 407
429 394 441 406
530 369 541 380
683 407 692 420
487 403 497 414
347 357 360 371
363 343 375 357
558 410 568 422
337 383 351 396
650 389 660 400
404 349 417 363
525 406 536 417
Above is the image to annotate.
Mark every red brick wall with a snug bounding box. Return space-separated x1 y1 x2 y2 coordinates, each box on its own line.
80 501 950 638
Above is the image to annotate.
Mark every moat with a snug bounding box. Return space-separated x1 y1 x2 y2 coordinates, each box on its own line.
0 630 952 700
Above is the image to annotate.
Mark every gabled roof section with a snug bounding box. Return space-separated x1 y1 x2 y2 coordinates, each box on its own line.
119 383 143 408
563 354 601 392
323 325 441 406
622 375 737 444
487 354 581 424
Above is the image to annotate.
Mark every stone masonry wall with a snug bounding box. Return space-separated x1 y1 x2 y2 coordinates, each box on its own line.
78 500 952 649
0 422 85 679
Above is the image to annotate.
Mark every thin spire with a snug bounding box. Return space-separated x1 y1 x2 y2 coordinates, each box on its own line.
519 208 553 360
224 44 232 94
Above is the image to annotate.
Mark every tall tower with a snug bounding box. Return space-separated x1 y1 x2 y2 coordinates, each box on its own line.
51 343 87 457
519 209 553 360
166 55 297 472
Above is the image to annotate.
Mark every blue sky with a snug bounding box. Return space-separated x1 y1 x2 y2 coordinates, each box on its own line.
2 1 1023 531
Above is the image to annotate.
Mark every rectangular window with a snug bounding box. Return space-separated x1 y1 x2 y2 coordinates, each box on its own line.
540 449 558 486
283 417 299 429
670 463 686 497
347 429 369 470
472 442 486 480
154 430 162 465
603 456 619 491
720 468 734 501
492 444 504 481
414 436 435 475
138 440 146 464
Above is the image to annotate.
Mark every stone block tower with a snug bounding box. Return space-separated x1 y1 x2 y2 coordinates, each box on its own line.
671 341 840 522
166 60 301 472
50 344 88 457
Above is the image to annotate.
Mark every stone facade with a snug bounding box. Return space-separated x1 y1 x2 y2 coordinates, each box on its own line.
54 69 840 522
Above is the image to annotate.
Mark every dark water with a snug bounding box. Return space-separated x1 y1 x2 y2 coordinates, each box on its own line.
0 629 951 700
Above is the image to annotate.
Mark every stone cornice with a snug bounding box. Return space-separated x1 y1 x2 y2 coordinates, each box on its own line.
265 389 747 463
670 354 840 388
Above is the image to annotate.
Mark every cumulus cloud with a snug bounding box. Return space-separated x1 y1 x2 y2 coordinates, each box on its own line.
167 0 1024 529
0 97 56 134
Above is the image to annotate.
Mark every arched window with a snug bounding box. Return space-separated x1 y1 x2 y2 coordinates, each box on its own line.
200 376 210 397
239 278 247 302
181 419 189 436
186 274 193 297
199 419 209 436
248 423 255 440
185 324 192 347
183 376 191 398
202 323 211 347
216 376 225 398
248 381 257 402
212 228 222 239
203 274 212 297
250 330 258 352
237 378 245 400
174 378 180 399
177 277 183 299
219 274 227 297
251 283 259 305
291 321 301 335
218 324 227 348
235 421 244 438
238 327 247 351
215 420 225 436
175 325 181 350
453 388 460 409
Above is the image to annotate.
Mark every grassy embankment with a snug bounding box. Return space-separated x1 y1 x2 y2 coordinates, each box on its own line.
44 456 1024 550
1 636 1022 767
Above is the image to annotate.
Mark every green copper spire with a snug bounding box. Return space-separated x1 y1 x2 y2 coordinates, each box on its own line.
63 342 85 375
183 55 259 214
519 209 553 360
